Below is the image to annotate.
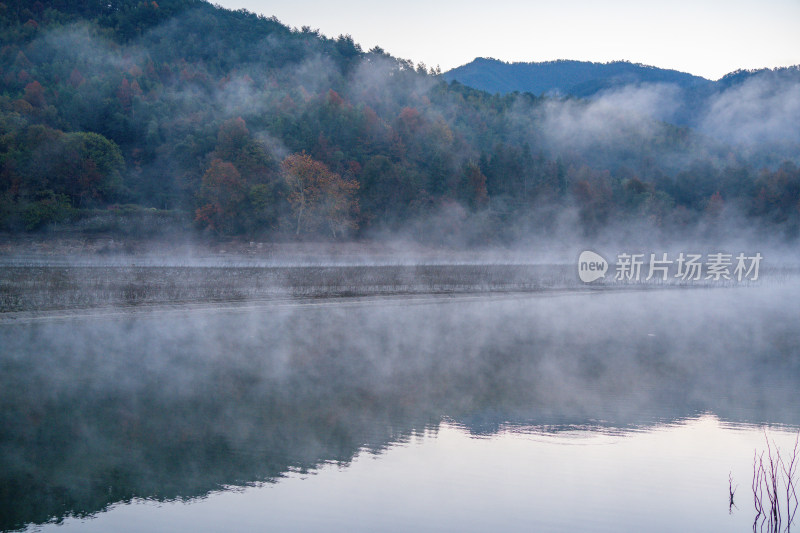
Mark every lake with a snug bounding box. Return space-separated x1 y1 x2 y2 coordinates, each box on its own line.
2 282 799 532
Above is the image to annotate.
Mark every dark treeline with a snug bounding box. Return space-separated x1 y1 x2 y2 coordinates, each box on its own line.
1 0 799 242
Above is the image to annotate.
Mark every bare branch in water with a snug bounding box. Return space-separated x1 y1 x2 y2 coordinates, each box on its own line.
751 431 800 533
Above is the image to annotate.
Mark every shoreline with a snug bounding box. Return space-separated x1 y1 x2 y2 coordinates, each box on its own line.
0 283 738 324
0 262 739 315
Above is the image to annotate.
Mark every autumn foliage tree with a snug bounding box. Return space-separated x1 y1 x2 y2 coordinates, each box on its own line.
195 159 245 234
282 152 359 238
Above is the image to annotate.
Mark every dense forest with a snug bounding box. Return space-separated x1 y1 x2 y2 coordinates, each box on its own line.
0 0 799 243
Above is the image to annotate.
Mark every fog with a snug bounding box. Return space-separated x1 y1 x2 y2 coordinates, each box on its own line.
2 282 799 530
29 16 800 170
548 70 800 149
700 73 800 146
11 12 800 246
536 84 680 153
3 5 800 532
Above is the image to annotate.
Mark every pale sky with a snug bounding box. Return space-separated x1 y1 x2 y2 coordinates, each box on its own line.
214 0 800 80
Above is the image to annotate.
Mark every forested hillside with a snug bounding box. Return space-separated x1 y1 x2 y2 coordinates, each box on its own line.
1 0 798 243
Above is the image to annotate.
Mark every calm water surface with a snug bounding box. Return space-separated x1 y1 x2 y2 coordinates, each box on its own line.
2 284 799 532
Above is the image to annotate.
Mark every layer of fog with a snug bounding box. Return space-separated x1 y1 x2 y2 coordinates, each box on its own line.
1 283 799 530
2 237 799 270
36 18 800 172
13 12 800 258
566 73 800 155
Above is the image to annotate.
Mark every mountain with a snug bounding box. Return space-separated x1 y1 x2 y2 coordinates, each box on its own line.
0 1 798 242
443 58 712 97
716 65 800 89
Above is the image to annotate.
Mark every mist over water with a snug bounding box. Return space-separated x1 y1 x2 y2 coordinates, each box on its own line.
1 3 800 531
2 280 799 531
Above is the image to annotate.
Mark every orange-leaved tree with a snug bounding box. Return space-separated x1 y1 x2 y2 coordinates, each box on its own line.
282 152 359 238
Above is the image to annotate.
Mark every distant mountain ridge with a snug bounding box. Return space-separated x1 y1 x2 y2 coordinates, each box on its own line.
444 57 800 98
443 58 713 97
716 64 800 89
443 58 800 130
442 58 800 99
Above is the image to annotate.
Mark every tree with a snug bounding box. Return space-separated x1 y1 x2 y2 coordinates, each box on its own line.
246 182 283 232
195 159 245 234
282 152 359 238
215 117 249 161
22 190 73 230
461 162 488 208
23 81 45 107
358 155 412 226
571 166 613 233
116 78 132 110
44 132 125 207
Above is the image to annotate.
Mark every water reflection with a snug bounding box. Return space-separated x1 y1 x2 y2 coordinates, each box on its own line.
1 286 799 531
